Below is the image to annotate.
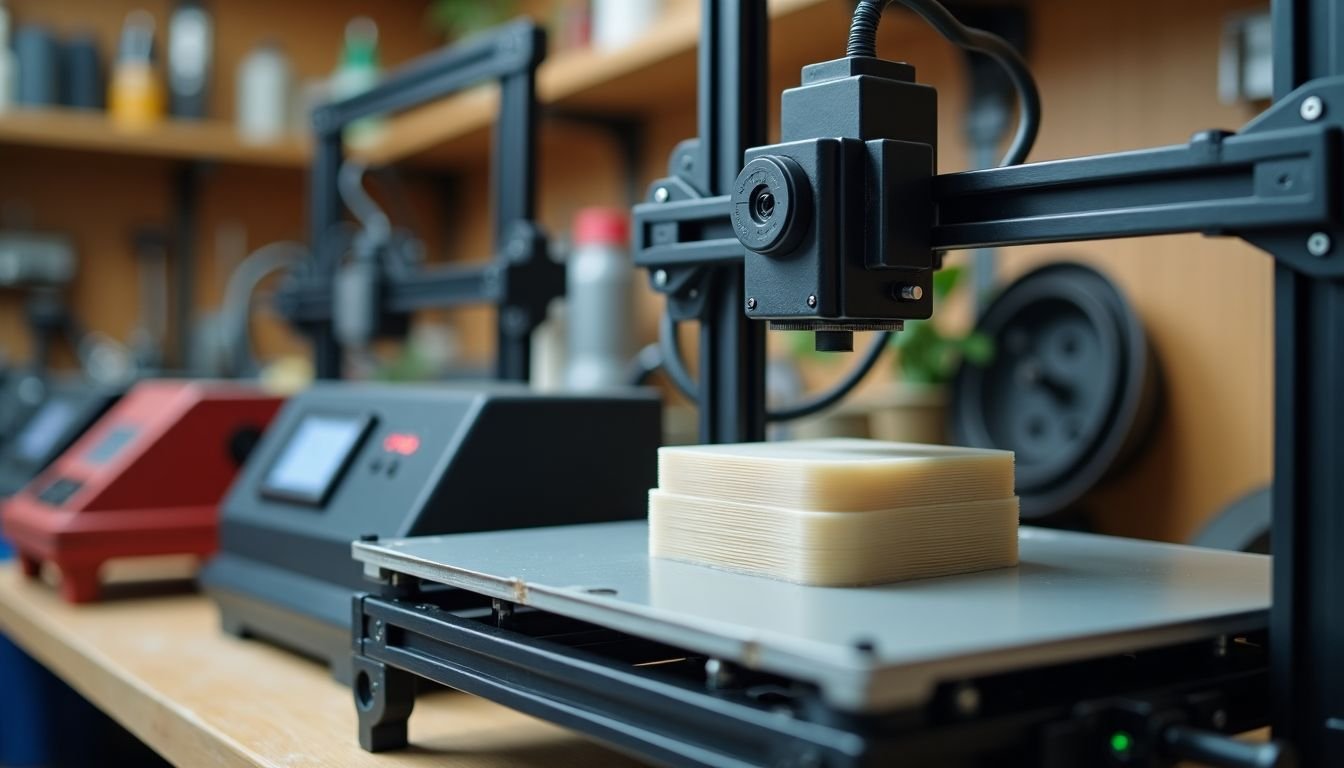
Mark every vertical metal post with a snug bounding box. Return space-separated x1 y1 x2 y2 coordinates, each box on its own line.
492 65 540 382
310 131 345 379
697 0 768 443
172 164 200 371
1269 0 1344 763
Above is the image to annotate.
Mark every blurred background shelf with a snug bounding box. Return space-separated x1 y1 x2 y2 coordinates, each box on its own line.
0 0 1279 547
0 107 311 168
355 0 835 167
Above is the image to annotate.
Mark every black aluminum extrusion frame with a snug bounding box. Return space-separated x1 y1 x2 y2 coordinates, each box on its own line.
350 588 1273 767
348 0 1344 764
281 20 558 381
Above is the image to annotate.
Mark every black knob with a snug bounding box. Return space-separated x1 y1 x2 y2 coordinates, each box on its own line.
814 330 854 352
731 155 811 255
227 425 264 467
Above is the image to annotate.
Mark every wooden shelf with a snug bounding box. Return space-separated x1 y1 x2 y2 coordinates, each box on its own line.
0 108 311 168
0 0 844 171
0 563 642 767
352 0 840 167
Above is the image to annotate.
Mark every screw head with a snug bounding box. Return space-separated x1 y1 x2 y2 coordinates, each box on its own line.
746 297 757 310
954 684 981 716
1301 95 1325 121
898 284 924 301
1308 232 1333 257
806 294 817 308
704 658 733 689
653 187 670 203
653 269 669 287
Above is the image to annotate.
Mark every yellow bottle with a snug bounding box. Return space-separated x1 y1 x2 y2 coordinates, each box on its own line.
109 10 165 129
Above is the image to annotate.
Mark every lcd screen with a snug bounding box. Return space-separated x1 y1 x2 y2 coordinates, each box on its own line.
14 399 77 464
83 426 139 465
261 414 370 506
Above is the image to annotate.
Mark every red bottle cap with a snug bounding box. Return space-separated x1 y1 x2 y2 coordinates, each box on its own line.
573 207 630 247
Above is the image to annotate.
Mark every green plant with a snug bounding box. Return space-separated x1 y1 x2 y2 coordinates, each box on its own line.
890 265 993 385
427 0 517 41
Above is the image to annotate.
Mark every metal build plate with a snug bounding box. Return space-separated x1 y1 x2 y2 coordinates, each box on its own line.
353 521 1270 714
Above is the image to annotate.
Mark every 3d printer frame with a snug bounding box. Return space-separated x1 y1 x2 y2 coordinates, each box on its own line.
275 20 561 382
345 0 1342 765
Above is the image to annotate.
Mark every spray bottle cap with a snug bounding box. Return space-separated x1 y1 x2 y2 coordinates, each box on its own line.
342 17 378 68
574 208 630 247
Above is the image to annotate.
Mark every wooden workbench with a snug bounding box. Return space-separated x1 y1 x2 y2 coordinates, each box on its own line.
0 563 643 767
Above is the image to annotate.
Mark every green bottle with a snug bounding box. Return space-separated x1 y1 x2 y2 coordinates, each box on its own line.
330 16 381 147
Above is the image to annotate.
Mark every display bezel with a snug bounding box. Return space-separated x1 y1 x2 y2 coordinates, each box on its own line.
259 411 375 508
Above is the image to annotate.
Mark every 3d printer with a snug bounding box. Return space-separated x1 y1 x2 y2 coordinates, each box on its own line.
202 20 663 682
338 0 1343 766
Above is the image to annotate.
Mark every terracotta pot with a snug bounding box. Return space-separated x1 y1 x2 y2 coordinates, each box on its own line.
783 405 873 440
866 383 948 444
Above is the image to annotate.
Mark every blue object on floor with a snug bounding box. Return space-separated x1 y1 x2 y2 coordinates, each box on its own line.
0 635 50 767
0 533 52 768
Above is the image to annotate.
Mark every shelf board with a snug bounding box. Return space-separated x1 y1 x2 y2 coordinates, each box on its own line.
0 107 311 168
351 0 840 168
0 0 845 171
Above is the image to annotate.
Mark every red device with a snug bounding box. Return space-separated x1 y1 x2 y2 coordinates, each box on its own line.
2 380 283 602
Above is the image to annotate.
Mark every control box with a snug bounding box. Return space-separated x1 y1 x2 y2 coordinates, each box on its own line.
200 382 661 682
3 380 283 602
0 383 122 498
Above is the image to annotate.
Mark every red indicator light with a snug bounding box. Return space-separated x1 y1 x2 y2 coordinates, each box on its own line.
382 433 421 456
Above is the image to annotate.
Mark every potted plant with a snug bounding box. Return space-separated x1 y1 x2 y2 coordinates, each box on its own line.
427 0 517 42
869 265 993 443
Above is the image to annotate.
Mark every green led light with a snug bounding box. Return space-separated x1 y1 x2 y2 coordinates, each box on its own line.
1109 731 1133 754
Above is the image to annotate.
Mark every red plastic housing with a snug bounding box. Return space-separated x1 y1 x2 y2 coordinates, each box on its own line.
2 380 283 602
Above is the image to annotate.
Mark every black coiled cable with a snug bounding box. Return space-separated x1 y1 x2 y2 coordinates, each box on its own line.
847 0 1040 167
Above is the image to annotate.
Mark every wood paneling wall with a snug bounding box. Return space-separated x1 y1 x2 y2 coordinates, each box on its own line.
0 0 1272 544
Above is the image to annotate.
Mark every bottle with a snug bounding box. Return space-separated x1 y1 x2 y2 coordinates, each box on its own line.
591 0 662 51
329 17 381 147
14 25 58 106
167 0 213 119
61 34 104 109
109 10 165 128
0 2 18 112
236 42 292 144
565 208 634 391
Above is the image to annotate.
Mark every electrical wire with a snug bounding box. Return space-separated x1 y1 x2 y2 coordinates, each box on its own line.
649 310 893 422
219 241 309 376
847 0 1040 167
627 342 664 387
766 331 892 422
659 310 698 401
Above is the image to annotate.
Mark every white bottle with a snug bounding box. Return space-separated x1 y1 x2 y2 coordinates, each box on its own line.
167 0 213 118
236 42 292 144
0 1 17 112
565 208 634 391
592 0 662 51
